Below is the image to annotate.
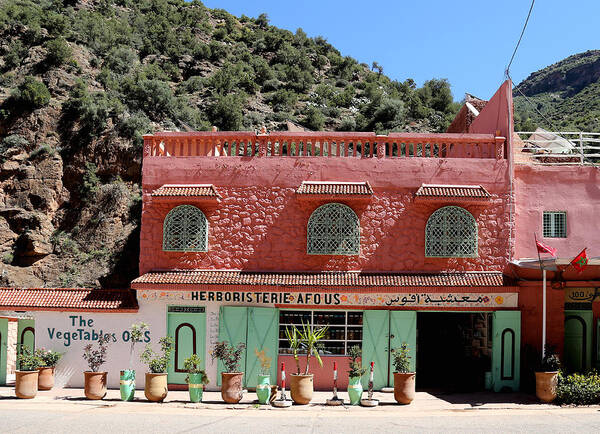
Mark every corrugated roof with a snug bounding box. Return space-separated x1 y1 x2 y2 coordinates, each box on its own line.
151 184 221 198
296 181 373 196
415 184 491 200
0 288 138 312
132 270 509 288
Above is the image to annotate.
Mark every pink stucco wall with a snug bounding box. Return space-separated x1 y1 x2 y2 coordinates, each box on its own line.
140 156 512 274
515 165 600 259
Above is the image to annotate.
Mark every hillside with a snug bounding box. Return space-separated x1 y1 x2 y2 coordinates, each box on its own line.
514 50 600 131
0 0 459 289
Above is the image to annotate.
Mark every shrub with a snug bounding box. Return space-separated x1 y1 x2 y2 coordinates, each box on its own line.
392 343 411 373
140 337 174 373
211 341 246 373
44 37 72 66
29 144 55 159
540 345 561 371
35 348 63 367
556 372 600 405
118 111 151 147
267 88 298 111
104 46 137 75
347 345 367 378
82 334 110 372
81 162 99 201
2 134 29 150
3 40 28 71
18 346 42 372
2 252 13 264
183 354 209 384
127 322 149 370
12 77 51 109
302 107 325 131
254 348 272 376
208 93 246 131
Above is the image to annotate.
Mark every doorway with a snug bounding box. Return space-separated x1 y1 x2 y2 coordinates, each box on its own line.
167 306 206 384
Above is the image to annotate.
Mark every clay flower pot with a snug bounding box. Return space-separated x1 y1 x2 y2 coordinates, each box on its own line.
535 371 558 403
221 372 244 404
145 372 168 402
84 371 107 400
393 372 416 404
290 374 313 405
38 367 55 391
15 371 39 399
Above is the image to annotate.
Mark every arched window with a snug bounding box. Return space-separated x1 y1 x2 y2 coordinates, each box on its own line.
163 205 208 252
425 206 477 257
307 203 359 255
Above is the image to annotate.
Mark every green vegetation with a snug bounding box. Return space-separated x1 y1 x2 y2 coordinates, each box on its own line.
44 37 72 66
11 76 51 110
556 372 600 405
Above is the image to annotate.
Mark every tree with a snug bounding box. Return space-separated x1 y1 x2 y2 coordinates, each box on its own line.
372 61 383 77
44 37 72 66
12 77 51 109
255 13 269 29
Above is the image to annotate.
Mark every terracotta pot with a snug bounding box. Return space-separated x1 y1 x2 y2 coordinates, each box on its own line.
145 372 168 402
290 374 313 405
535 371 558 403
221 372 244 404
15 371 39 399
393 372 416 404
38 367 55 391
84 371 107 400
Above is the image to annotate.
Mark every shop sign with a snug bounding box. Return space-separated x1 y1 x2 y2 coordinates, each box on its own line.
565 288 599 303
139 290 517 308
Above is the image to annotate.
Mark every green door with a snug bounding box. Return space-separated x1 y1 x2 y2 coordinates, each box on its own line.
17 319 34 370
389 311 417 374
0 318 7 385
167 306 206 384
362 310 389 389
245 307 279 388
492 311 521 392
217 306 248 386
564 310 592 373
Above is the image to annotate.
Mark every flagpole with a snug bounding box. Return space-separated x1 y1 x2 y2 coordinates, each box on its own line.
534 233 546 359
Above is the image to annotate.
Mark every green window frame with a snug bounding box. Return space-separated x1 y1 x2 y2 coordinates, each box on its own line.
425 206 477 258
543 211 567 238
307 203 360 255
162 205 208 252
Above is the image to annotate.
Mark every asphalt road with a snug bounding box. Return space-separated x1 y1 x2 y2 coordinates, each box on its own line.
1 403 600 433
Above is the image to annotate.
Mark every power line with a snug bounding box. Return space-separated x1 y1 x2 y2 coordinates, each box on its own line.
508 71 561 132
505 0 536 77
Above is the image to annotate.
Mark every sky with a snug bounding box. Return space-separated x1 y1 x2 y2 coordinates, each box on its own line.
202 0 599 102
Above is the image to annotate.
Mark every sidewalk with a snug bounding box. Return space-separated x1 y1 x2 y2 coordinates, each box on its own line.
0 385 567 413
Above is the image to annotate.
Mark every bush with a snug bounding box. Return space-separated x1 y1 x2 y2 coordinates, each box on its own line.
140 337 174 373
118 111 151 147
302 107 325 131
208 93 246 131
3 40 28 71
82 334 110 372
211 341 245 373
392 343 411 373
267 88 298 111
44 37 72 66
104 46 137 75
12 77 51 109
81 162 99 201
1 134 29 150
29 144 55 159
556 372 600 405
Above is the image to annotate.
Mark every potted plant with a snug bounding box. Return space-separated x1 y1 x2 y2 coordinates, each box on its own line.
285 322 328 405
254 348 272 404
535 345 561 403
35 348 62 391
15 345 42 399
211 341 246 404
347 345 367 405
140 336 174 402
183 354 209 403
121 322 149 401
392 343 415 404
82 334 110 400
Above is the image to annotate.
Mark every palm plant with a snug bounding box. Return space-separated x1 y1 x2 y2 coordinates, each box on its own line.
286 321 328 375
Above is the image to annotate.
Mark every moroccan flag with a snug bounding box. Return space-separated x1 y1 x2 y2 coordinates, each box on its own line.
571 249 588 273
536 240 557 257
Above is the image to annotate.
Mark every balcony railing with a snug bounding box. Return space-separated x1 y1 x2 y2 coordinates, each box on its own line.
515 131 600 165
143 132 505 160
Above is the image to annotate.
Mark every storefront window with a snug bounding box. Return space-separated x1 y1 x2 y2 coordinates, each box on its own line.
278 310 363 355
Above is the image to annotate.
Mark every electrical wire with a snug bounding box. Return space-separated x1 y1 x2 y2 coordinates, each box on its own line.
505 0 536 76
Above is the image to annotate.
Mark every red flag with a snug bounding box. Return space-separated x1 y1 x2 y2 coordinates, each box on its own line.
571 249 588 273
536 240 557 257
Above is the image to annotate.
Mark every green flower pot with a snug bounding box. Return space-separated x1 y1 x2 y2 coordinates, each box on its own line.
188 373 205 403
120 370 135 401
256 374 271 404
348 376 363 405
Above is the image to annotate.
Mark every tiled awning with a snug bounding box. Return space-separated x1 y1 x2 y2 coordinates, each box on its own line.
0 288 138 312
296 181 373 198
151 184 221 201
415 184 491 202
132 270 511 289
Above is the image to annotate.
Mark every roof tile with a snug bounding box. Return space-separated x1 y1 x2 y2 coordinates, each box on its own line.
415 184 491 200
151 184 221 198
0 288 138 312
296 181 373 196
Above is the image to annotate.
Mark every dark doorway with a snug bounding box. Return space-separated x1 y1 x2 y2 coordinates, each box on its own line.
417 312 492 393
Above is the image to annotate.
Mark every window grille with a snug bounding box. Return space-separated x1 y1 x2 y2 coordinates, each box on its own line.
307 203 360 255
543 211 567 238
163 205 208 252
425 206 477 257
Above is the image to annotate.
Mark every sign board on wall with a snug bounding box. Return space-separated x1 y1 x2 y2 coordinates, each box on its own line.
139 290 518 308
565 288 599 303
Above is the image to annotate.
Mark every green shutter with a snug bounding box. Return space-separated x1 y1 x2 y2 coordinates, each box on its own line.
167 307 207 384
564 310 592 373
217 306 248 386
389 311 417 373
245 307 279 388
0 318 7 385
492 311 521 392
361 310 389 389
17 319 34 371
